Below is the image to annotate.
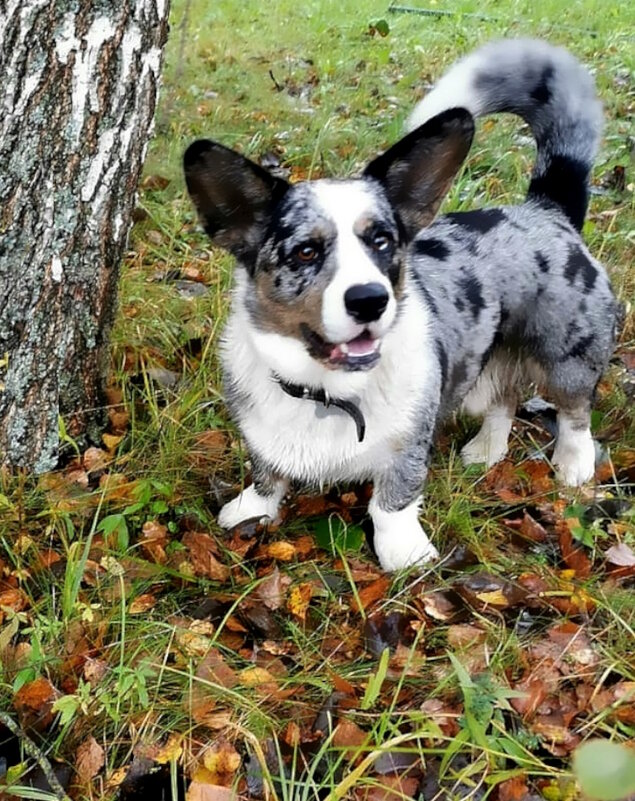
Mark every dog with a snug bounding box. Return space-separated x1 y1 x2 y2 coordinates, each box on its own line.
183 39 618 572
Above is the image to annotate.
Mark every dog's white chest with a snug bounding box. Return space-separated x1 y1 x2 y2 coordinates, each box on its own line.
221 292 434 485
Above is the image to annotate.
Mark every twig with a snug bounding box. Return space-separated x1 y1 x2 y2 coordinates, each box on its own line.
0 710 70 801
387 4 496 21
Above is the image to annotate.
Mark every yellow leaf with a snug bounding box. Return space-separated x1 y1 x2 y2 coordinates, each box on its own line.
155 733 183 764
239 667 277 687
102 433 123 451
475 589 508 606
287 583 313 621
266 541 296 561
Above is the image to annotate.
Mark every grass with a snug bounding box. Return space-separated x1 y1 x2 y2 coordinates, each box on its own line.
1 0 635 799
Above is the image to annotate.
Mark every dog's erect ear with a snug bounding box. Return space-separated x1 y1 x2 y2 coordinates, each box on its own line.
364 108 474 239
183 140 290 264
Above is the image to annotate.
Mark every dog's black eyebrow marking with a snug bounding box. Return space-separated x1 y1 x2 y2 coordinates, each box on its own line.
414 238 450 261
445 208 506 235
535 251 550 273
459 273 485 320
530 64 554 104
564 243 597 291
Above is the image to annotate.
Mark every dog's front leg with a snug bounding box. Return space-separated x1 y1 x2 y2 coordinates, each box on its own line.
217 457 288 529
369 434 439 572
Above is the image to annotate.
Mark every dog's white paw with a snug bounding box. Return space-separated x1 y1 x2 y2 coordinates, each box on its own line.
218 484 283 528
553 428 596 487
461 409 513 468
461 429 509 468
370 496 439 572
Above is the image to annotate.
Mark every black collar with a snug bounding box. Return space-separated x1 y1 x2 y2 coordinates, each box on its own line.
275 376 366 442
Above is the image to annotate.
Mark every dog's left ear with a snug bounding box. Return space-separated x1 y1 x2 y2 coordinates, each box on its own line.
364 108 474 238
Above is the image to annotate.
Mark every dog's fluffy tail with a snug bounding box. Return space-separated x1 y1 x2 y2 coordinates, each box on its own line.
406 39 602 230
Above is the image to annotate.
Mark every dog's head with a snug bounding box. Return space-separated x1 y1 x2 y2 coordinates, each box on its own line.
184 109 473 375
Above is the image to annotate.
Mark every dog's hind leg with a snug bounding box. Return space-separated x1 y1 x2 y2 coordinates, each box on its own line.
551 400 596 486
218 459 288 529
460 354 519 468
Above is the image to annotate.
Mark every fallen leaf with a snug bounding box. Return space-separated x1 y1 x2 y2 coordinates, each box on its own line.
354 773 420 801
154 734 183 764
287 582 313 621
256 567 290 610
202 741 241 779
187 781 237 801
129 593 157 614
266 541 296 561
352 576 390 613
605 542 635 566
333 718 367 757
76 736 105 782
14 677 59 730
183 532 230 581
498 775 530 801
239 667 277 687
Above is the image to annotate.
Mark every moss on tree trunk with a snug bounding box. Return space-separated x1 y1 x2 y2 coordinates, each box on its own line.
0 0 170 472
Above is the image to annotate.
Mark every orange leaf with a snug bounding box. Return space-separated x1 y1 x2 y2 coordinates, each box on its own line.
266 541 296 561
351 576 390 613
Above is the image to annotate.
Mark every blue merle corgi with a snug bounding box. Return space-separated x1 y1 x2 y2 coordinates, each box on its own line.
183 39 618 571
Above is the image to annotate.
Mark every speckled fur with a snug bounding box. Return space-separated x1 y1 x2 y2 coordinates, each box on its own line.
184 39 618 571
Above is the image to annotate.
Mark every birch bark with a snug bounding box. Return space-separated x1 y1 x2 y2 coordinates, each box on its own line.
0 0 170 471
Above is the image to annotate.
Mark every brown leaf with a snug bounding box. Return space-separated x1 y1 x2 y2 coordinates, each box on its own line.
446 624 486 649
355 774 419 801
83 447 109 473
352 576 390 613
556 519 592 577
129 593 158 614
183 532 230 581
605 542 635 566
142 174 171 191
333 719 367 755
196 649 238 690
498 776 530 801
257 567 290 610
504 511 549 543
76 736 105 782
186 782 237 801
420 590 459 621
454 572 528 610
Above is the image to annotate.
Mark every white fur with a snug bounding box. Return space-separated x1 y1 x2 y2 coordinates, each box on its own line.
369 495 439 571
406 52 486 131
310 181 396 344
552 414 595 486
461 404 514 467
218 482 287 528
220 273 433 487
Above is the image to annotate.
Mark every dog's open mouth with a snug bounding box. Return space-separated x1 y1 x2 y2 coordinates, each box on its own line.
301 325 381 370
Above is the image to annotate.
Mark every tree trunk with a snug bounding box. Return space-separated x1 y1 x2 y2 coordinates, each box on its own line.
0 0 170 472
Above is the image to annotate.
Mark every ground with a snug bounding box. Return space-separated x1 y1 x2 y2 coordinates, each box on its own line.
1 0 634 799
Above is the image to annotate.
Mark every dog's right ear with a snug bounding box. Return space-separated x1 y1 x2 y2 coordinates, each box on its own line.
183 140 289 264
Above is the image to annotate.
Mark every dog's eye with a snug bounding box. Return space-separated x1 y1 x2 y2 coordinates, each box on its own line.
372 232 393 252
295 244 319 263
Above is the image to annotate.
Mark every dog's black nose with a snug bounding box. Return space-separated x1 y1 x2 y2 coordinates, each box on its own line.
344 283 389 323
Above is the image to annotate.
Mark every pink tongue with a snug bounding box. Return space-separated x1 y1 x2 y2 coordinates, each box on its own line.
347 335 377 356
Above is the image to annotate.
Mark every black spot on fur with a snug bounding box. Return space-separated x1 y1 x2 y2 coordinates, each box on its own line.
565 334 595 360
579 299 588 313
411 272 438 315
564 244 597 291
528 155 590 231
535 251 550 273
435 339 448 391
454 297 465 312
414 238 450 261
530 64 554 104
445 208 506 235
459 273 485 320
